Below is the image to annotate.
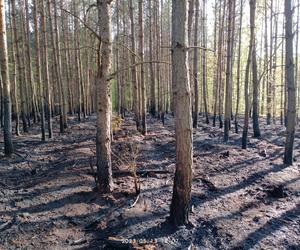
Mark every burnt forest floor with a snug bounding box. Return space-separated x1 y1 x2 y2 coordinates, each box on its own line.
0 114 299 250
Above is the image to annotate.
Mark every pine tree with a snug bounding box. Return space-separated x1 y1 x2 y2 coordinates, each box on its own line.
283 0 295 165
96 0 114 192
0 0 13 155
170 0 193 226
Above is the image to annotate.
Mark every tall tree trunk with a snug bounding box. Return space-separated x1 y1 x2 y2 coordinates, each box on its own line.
96 0 114 192
187 0 194 115
212 0 219 127
0 75 3 127
217 0 226 129
8 2 19 136
263 0 268 120
33 0 45 141
116 0 121 116
79 41 86 120
129 0 140 130
266 0 273 125
272 2 278 124
283 0 295 165
192 0 199 128
155 0 161 119
251 0 260 138
11 0 28 133
280 20 285 126
0 0 13 155
235 0 243 134
148 0 156 116
160 0 165 124
139 0 146 135
60 0 72 115
167 0 172 114
242 0 254 149
202 0 209 124
224 0 235 142
187 0 194 45
53 0 67 128
296 2 299 122
121 0 127 117
73 1 82 122
24 0 38 124
41 0 53 138
20 2 31 128
47 0 64 133
170 0 193 226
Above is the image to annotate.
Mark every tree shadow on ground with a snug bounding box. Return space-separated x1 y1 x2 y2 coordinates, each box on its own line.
233 203 300 250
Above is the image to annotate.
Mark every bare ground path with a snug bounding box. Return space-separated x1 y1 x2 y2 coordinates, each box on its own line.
0 115 299 249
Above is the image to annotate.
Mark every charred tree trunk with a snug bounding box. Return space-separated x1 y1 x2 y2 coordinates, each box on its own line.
266 0 273 125
148 0 156 117
8 2 19 136
192 0 199 128
11 0 28 133
0 0 13 155
47 0 64 133
33 0 46 141
96 0 114 193
41 0 53 138
242 0 254 149
60 0 72 115
53 0 67 128
251 0 261 138
170 0 193 227
217 1 226 129
138 0 147 135
235 0 243 134
73 2 82 122
24 0 38 124
212 0 219 127
280 20 285 126
129 0 140 130
202 0 209 125
283 0 296 165
224 0 235 142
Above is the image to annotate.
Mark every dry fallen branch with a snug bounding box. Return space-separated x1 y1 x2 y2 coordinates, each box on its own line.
71 238 87 246
130 194 141 208
85 199 129 230
113 169 171 178
199 177 218 192
0 220 12 231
